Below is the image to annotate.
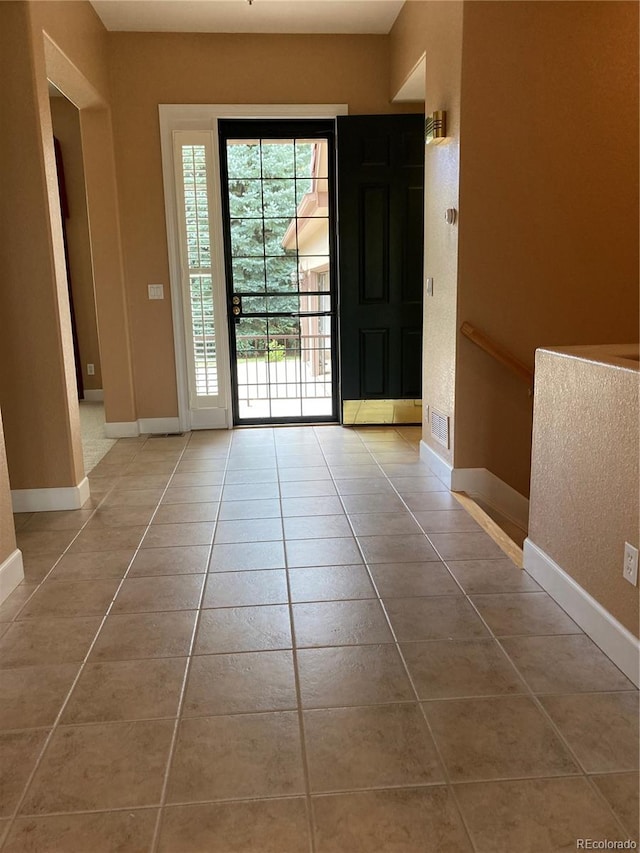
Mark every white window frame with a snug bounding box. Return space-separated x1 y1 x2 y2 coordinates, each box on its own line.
173 131 222 410
159 104 348 431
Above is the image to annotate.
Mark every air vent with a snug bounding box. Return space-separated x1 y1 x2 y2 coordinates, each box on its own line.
430 409 450 449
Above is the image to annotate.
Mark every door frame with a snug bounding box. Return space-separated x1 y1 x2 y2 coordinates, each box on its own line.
159 104 348 433
218 118 339 426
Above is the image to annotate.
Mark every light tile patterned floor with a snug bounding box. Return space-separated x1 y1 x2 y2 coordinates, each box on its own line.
1 425 638 852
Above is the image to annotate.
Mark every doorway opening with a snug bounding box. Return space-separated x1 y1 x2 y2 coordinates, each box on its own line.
49 83 112 472
219 120 338 425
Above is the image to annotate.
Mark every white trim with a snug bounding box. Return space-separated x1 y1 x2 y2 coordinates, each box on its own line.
524 538 640 687
0 548 24 606
11 477 91 512
419 443 529 531
158 103 348 432
82 389 104 402
189 408 228 430
104 418 183 438
450 468 529 532
420 440 453 487
138 417 181 435
104 421 140 439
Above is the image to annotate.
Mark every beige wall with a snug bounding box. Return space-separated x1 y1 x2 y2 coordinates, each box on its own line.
50 96 103 392
108 32 419 419
390 2 464 465
0 411 17 565
529 348 639 637
31 0 137 426
0 0 83 490
455 1 639 496
30 0 111 101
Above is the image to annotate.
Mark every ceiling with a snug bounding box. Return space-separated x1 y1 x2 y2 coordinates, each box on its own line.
90 0 405 35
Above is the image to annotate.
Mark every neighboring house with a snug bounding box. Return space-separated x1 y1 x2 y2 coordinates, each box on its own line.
281 140 331 380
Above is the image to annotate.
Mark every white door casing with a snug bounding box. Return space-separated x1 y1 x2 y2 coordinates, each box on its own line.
159 104 348 432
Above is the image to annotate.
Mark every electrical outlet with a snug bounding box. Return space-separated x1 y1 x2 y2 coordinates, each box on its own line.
623 542 638 586
87 363 95 376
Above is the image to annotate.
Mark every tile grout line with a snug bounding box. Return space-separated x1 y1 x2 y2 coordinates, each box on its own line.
1 684 637 739
314 426 481 853
3 762 633 819
9 436 190 621
0 435 197 848
3 426 636 845
280 430 318 853
148 433 233 853
317 426 638 846
380 435 635 838
0 767 633 824
356 429 635 841
458 594 636 840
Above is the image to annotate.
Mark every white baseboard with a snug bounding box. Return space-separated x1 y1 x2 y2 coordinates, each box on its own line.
524 538 640 687
451 467 529 532
104 418 182 439
138 417 181 435
189 408 228 430
104 421 140 438
418 442 529 532
0 548 24 605
419 440 453 487
104 421 140 439
82 389 104 402
11 476 91 512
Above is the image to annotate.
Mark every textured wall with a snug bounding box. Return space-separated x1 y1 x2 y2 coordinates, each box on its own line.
31 0 137 425
529 347 639 637
108 32 420 419
0 1 84 489
455 1 639 496
389 1 464 465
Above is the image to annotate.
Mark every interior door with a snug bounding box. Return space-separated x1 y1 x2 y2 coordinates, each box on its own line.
337 113 425 424
219 119 338 425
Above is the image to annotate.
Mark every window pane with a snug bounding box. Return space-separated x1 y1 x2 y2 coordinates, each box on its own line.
232 257 265 293
262 179 296 218
296 177 329 216
230 218 265 257
264 219 296 256
296 140 328 178
227 141 261 179
242 296 267 314
228 179 262 218
296 219 329 256
265 257 299 293
261 140 295 178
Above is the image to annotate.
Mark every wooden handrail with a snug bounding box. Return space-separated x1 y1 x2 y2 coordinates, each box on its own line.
460 322 534 387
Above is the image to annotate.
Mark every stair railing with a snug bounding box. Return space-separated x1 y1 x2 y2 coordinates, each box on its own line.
460 321 534 393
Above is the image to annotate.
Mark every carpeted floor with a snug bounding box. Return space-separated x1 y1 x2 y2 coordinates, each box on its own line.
79 400 116 474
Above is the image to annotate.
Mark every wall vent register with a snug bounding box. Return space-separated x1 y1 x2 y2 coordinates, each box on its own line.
431 408 450 448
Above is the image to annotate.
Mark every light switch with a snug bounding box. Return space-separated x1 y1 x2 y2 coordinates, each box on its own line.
148 284 164 300
426 277 434 297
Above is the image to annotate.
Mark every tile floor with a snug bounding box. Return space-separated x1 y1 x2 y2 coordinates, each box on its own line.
0 425 638 852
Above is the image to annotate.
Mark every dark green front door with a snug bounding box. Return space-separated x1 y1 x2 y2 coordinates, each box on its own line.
337 114 425 421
